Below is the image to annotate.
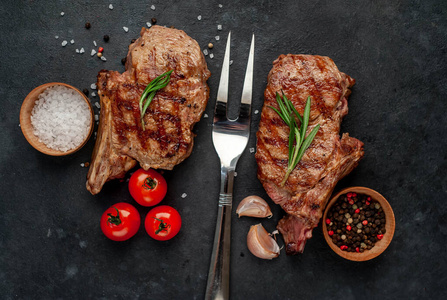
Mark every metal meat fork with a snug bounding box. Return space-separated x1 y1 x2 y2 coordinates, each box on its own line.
205 32 254 300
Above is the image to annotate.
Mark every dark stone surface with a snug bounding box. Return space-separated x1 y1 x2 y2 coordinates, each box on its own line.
1 0 446 299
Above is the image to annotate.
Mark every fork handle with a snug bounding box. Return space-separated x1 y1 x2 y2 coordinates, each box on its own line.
205 167 235 300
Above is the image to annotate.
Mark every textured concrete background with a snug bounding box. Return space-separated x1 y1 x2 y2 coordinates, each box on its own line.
1 0 446 299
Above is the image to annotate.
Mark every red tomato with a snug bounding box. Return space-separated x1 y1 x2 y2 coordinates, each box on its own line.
145 205 181 241
100 202 141 241
129 168 167 207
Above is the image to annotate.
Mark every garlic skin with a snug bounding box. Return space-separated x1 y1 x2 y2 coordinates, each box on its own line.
236 196 273 218
247 224 280 259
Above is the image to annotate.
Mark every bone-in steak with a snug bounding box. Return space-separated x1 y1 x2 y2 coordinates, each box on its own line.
255 54 364 255
86 26 210 194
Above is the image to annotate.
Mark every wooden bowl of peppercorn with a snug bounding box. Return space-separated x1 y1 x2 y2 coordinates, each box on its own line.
322 187 395 261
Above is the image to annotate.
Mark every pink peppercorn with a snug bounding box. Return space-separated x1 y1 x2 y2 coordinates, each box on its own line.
356 247 360 253
346 225 352 231
377 234 384 240
347 193 352 198
326 218 331 225
355 208 360 214
349 200 355 205
340 245 348 251
362 220 368 225
328 230 334 236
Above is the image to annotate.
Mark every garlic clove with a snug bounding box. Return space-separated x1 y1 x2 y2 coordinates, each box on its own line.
236 195 273 218
247 224 280 259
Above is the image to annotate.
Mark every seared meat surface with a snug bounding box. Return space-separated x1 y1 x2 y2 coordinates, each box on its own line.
255 54 364 254
87 26 210 194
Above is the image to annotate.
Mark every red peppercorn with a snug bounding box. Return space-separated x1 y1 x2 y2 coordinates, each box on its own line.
366 201 370 205
326 218 331 225
346 225 352 231
352 193 357 197
340 245 348 251
362 220 368 225
328 230 334 236
367 197 371 201
98 47 104 53
356 247 360 253
347 192 352 198
349 200 355 205
355 208 360 214
377 234 384 240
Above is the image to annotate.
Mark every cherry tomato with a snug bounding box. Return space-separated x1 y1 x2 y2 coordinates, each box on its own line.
129 168 167 207
100 202 141 241
145 205 181 241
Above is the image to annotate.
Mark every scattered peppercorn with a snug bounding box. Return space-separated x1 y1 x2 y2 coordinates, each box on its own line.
326 192 386 253
151 18 157 24
85 22 91 29
82 88 89 96
97 52 103 58
121 57 127 65
98 47 104 53
130 39 136 44
208 43 214 49
103 35 110 42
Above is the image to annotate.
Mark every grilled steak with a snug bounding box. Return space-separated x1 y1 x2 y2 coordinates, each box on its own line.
255 54 364 255
86 26 210 194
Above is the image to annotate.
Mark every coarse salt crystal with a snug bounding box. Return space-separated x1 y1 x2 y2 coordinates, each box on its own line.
101 56 107 61
234 172 237 177
197 15 202 21
249 147 255 153
217 25 222 30
93 40 97 47
151 5 155 10
92 92 96 97
219 4 223 8
70 39 75 44
229 60 233 65
91 49 97 56
60 12 65 16
94 102 100 108
80 48 85 54
215 36 220 41
109 4 113 9
76 49 80 53
146 22 152 28
203 49 209 56
55 35 59 39
91 83 97 90
254 109 259 114
203 113 208 118
61 40 68 47
123 26 129 32
181 193 187 198
94 115 99 121
209 53 214 59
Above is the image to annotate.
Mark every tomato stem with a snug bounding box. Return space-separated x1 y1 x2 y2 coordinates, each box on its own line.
107 207 122 226
142 177 157 190
153 217 170 234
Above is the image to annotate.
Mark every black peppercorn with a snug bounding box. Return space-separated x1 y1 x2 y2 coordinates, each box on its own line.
121 57 127 65
82 88 89 96
103 35 110 42
151 17 157 24
85 22 91 29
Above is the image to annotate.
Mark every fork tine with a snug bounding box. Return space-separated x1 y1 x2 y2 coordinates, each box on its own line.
216 31 231 106
240 34 254 106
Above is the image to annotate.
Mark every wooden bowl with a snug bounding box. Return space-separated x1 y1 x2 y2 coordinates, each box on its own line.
19 82 94 156
322 187 395 261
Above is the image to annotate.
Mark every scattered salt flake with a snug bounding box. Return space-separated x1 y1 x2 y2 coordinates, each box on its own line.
70 39 75 44
234 172 237 177
93 40 97 47
197 15 202 21
181 193 187 198
215 35 220 41
151 5 155 10
254 109 259 114
61 40 68 47
94 115 99 121
123 26 129 32
219 4 223 8
203 113 209 118
217 25 222 30
109 4 113 9
203 49 209 56
101 56 107 61
91 83 97 90
80 47 85 54
146 22 152 28
249 147 255 153
76 49 80 53
209 53 214 59
80 163 85 167
60 12 65 16
94 102 100 108
55 35 59 39
90 49 96 56
92 92 96 97
229 60 234 65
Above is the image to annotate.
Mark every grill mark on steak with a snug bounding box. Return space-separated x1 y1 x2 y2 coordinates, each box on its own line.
86 26 210 194
255 54 364 255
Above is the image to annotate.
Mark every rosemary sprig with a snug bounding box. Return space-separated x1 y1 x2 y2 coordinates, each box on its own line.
269 92 320 186
139 70 173 129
